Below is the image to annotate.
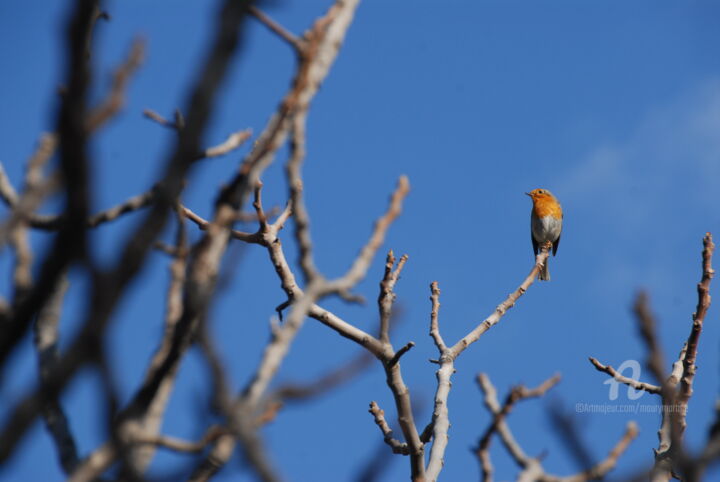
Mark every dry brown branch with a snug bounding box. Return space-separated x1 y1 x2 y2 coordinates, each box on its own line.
588 357 661 394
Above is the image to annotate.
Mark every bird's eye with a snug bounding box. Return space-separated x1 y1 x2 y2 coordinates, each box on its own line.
537 189 543 194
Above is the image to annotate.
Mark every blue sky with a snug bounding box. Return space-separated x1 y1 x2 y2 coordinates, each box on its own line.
1 1 720 480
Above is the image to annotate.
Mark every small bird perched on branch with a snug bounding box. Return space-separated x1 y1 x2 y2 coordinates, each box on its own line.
526 188 563 281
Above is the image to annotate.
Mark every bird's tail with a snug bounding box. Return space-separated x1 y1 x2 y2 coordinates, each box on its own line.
539 257 550 281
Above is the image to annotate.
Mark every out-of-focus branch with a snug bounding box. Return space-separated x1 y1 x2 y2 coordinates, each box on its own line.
474 374 560 482
559 422 639 482
329 177 409 294
85 38 145 131
634 292 667 386
0 0 255 465
33 276 78 474
0 167 156 231
248 5 306 53
203 129 252 158
0 0 96 442
135 425 227 454
476 374 533 470
476 374 637 482
71 208 190 480
143 108 184 130
181 204 264 244
287 110 320 282
635 292 681 482
0 0 98 378
0 134 58 245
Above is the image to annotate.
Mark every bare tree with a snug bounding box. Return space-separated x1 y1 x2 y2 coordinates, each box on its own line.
0 1 718 481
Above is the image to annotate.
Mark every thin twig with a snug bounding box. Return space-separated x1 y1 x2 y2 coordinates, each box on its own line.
85 38 145 131
588 357 661 394
248 5 306 53
368 401 410 455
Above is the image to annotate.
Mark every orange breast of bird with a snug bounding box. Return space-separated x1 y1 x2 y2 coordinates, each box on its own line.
532 195 563 219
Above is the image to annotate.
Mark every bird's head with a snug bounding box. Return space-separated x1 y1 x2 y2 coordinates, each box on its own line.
525 188 556 203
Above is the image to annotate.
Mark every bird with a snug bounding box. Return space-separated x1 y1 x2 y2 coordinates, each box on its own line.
525 188 563 281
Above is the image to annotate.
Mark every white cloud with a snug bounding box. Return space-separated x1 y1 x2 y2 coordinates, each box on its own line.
558 78 720 297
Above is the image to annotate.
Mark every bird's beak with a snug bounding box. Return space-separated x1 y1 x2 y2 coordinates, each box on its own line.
524 192 531 197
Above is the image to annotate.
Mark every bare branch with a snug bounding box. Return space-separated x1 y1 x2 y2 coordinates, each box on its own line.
634 291 667 385
330 176 410 292
368 401 410 455
135 425 226 454
0 0 255 463
201 128 252 158
287 110 321 282
677 233 714 428
389 342 415 367
85 38 145 131
33 276 79 474
143 108 180 129
476 374 532 467
561 422 639 482
378 251 408 344
474 374 561 480
428 281 446 352
449 246 551 358
181 204 262 244
248 5 305 53
588 357 661 395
